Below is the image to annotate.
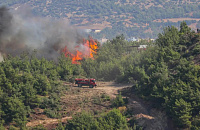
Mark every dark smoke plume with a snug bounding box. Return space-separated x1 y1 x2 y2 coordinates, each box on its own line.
0 6 85 61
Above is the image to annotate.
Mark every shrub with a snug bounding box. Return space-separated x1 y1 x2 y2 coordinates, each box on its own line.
101 93 110 101
31 124 47 130
65 111 98 130
97 109 128 130
65 109 129 130
44 109 60 118
112 93 125 107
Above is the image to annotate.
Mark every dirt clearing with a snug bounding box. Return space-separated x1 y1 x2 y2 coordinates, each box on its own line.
26 82 174 130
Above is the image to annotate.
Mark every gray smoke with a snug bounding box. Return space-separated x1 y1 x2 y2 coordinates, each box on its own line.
0 6 85 60
0 53 3 62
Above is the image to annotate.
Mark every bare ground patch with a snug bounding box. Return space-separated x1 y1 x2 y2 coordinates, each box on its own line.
26 82 174 130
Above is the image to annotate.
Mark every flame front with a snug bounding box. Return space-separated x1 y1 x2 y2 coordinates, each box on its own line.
62 37 98 64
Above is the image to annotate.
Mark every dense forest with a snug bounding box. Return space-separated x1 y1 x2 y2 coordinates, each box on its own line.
1 0 200 39
0 22 200 129
82 22 200 129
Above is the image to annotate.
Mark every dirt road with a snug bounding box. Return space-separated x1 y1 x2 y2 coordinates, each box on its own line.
96 82 174 130
26 81 173 130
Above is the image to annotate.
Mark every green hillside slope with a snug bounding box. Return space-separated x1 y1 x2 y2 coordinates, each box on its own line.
1 0 200 40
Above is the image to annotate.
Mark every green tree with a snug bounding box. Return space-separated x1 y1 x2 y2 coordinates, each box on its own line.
173 98 192 128
2 96 27 128
97 109 128 130
34 74 51 96
112 93 125 107
180 21 191 34
65 112 98 130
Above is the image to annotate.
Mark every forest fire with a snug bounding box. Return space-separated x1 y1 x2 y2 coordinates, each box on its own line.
62 37 98 64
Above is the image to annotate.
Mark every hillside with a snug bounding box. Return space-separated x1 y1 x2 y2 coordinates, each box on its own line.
25 82 174 130
0 20 200 129
1 0 200 39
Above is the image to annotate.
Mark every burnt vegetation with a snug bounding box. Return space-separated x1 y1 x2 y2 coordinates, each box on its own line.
0 22 200 129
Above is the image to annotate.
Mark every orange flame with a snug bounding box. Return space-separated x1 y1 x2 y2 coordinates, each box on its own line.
62 37 98 64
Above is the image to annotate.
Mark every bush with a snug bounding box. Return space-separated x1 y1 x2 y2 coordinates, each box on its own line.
31 124 47 130
44 109 60 118
65 112 98 130
112 93 125 107
101 93 110 101
0 124 5 130
97 109 128 130
40 93 61 110
65 109 129 130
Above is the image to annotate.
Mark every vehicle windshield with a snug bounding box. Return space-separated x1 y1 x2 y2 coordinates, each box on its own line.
91 80 95 83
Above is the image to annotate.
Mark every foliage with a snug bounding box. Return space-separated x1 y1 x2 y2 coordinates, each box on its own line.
81 34 149 81
84 21 200 129
0 52 81 128
65 109 128 130
101 93 110 101
127 117 143 130
122 22 200 129
44 108 60 118
65 112 98 130
97 109 128 130
112 93 125 107
31 124 47 130
54 121 65 130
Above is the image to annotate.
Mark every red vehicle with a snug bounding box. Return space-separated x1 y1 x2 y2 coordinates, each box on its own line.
75 78 97 88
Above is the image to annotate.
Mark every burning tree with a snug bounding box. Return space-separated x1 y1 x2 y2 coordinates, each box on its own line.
62 37 99 64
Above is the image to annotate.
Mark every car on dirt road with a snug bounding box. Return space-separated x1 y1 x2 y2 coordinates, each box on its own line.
75 78 97 88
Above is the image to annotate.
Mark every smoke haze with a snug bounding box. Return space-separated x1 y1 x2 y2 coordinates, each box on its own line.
0 6 84 60
0 53 3 62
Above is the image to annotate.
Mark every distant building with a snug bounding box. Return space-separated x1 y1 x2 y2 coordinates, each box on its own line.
138 45 148 50
150 39 155 42
91 29 101 33
101 38 108 43
84 29 102 33
127 37 137 42
137 38 142 42
126 45 148 54
78 26 102 33
84 29 92 33
127 37 155 42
